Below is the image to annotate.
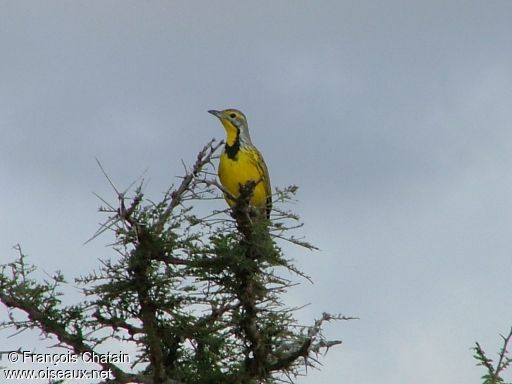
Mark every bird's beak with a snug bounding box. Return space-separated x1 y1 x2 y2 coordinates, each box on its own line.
208 110 221 118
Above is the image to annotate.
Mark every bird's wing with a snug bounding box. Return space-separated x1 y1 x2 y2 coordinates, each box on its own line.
249 148 272 217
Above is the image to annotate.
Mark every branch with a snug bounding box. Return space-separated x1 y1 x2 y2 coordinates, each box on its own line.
270 313 354 372
155 138 223 233
474 326 512 383
0 293 132 383
93 310 143 337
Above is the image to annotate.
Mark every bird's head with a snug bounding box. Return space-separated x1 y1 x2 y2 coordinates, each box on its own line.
208 109 251 145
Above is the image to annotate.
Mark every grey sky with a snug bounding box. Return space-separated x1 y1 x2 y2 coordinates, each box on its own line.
1 1 512 383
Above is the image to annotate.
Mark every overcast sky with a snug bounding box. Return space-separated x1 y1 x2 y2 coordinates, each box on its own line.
1 1 512 383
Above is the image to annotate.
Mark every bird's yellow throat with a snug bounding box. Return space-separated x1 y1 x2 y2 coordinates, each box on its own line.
221 119 239 148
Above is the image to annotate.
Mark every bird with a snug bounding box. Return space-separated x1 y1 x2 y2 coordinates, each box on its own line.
208 109 272 219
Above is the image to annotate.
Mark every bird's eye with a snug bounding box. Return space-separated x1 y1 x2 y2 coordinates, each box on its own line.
229 113 236 118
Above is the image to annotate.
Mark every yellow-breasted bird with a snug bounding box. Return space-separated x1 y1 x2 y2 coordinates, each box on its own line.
208 109 272 219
